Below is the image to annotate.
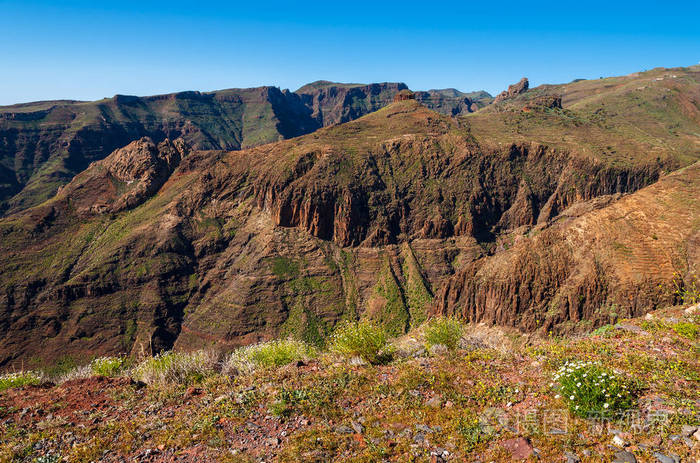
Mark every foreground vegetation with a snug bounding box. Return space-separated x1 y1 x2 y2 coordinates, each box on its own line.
1 305 699 462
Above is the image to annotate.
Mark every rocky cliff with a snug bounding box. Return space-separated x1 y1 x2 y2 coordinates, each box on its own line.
432 162 700 333
0 66 699 370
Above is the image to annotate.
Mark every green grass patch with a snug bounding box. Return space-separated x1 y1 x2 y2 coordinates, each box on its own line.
271 256 300 278
591 324 614 337
90 356 128 377
672 321 699 340
456 414 490 451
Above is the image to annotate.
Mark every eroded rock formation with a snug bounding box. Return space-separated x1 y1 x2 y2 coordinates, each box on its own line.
494 77 529 103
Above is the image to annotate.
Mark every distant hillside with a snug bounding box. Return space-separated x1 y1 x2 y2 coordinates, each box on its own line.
0 82 490 215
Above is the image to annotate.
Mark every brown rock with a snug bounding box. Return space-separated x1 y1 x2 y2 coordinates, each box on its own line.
432 163 700 335
501 436 534 460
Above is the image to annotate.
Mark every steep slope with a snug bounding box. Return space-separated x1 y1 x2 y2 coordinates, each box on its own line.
294 81 408 126
1 66 700 369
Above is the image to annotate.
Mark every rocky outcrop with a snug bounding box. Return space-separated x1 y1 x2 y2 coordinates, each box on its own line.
393 90 416 102
55 137 190 215
251 129 663 247
296 82 492 127
0 87 309 215
494 78 529 103
295 82 408 127
523 95 562 111
412 88 493 115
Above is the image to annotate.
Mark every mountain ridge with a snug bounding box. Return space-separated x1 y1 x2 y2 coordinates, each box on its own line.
0 82 491 215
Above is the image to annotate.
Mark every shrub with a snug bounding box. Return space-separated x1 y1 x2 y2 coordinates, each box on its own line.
269 387 311 418
55 356 127 384
42 355 78 378
55 364 93 384
132 350 220 386
423 317 464 351
34 456 61 463
553 360 636 418
672 275 700 304
91 356 128 377
0 371 43 391
330 320 387 364
456 414 488 451
224 339 316 374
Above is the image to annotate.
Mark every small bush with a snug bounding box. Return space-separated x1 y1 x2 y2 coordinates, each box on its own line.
0 371 43 391
34 456 61 463
224 339 316 374
132 350 220 386
42 355 78 378
456 414 491 451
553 360 636 418
269 387 311 418
91 356 127 377
56 357 127 384
423 317 464 351
330 320 387 364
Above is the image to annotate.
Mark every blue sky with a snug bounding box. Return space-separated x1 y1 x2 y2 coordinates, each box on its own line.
1 0 699 105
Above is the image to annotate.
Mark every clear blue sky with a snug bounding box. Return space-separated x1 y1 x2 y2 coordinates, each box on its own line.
2 0 699 105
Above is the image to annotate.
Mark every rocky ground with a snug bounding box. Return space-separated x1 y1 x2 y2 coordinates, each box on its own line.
1 304 698 463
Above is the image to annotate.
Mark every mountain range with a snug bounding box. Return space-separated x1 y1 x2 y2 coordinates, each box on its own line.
1 66 699 369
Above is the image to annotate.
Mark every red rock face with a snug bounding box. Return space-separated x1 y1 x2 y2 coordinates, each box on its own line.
51 137 190 216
